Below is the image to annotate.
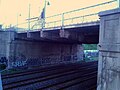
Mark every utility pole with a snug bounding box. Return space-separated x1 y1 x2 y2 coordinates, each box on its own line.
16 13 21 31
42 0 47 28
44 0 46 18
42 0 50 28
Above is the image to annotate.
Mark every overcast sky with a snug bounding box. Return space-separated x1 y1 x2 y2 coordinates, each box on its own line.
0 0 118 27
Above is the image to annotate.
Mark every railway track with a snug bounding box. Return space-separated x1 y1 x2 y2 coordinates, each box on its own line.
2 61 98 90
2 61 97 79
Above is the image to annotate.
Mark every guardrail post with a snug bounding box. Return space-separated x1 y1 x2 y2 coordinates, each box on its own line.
82 16 84 23
54 22 56 27
62 13 64 30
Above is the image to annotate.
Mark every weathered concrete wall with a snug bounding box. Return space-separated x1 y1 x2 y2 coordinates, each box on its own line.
8 39 83 68
0 30 84 69
97 8 120 90
0 31 15 68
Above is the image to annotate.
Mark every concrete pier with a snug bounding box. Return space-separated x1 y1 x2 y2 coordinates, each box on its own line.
97 8 120 90
0 31 15 68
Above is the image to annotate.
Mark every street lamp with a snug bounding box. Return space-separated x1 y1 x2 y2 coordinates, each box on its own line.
16 13 21 30
40 0 50 28
44 0 50 18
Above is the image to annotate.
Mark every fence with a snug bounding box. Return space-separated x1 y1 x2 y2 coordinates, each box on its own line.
13 0 117 32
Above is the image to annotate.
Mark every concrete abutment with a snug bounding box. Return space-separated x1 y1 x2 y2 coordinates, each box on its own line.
97 8 120 90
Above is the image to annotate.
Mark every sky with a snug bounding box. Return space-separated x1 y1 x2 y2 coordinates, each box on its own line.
0 0 118 28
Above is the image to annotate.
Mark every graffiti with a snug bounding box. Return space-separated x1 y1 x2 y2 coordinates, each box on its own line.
9 53 26 62
0 57 8 65
11 54 78 67
27 56 60 66
10 53 27 67
8 53 78 68
63 56 71 61
11 60 27 67
61 55 77 61
71 55 77 61
26 55 77 66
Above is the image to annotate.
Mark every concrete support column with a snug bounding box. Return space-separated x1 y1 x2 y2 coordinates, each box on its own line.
41 30 60 39
6 31 15 69
0 31 15 69
76 44 84 61
59 30 84 42
97 8 120 90
69 44 84 61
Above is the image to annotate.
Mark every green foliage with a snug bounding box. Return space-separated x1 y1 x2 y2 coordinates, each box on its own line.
0 64 6 71
83 44 97 50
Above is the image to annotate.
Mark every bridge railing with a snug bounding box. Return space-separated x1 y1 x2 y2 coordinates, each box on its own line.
14 0 117 32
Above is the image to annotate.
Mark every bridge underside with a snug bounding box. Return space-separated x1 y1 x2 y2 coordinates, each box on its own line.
17 22 99 44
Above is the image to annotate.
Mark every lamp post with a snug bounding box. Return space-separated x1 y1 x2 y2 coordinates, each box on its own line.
44 0 50 19
17 14 18 29
41 0 50 28
44 0 47 18
16 13 21 30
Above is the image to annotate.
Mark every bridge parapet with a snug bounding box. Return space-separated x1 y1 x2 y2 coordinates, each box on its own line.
10 0 116 44
12 0 117 33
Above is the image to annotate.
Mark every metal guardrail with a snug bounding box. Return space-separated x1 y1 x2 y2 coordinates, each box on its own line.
13 0 117 32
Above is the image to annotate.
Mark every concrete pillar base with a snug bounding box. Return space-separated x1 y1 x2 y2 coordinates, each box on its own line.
97 8 120 90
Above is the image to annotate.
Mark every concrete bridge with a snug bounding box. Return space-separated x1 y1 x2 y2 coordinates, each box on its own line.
15 0 116 44
0 0 120 90
17 21 99 44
